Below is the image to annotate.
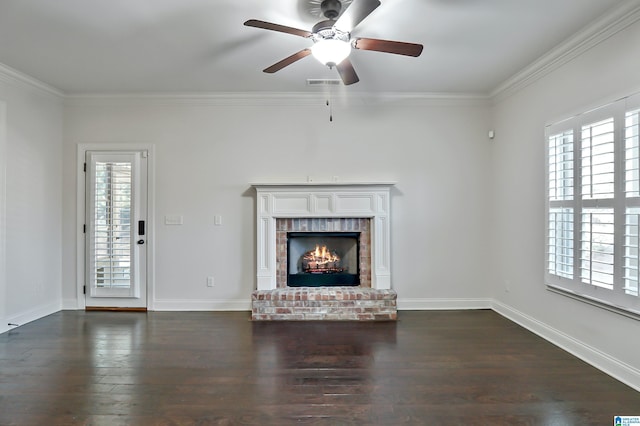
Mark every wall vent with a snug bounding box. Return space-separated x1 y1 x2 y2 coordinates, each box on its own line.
306 79 342 86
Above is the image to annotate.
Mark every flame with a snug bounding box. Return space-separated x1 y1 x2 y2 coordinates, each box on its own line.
305 245 339 264
301 243 343 274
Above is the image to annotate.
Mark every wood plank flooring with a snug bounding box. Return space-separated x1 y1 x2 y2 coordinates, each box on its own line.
0 310 638 425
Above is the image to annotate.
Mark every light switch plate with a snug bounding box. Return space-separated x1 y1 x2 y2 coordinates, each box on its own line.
165 215 183 225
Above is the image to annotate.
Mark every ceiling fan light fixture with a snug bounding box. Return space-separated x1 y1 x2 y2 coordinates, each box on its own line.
311 39 351 66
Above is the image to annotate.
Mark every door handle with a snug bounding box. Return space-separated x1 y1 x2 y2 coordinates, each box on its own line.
137 239 145 245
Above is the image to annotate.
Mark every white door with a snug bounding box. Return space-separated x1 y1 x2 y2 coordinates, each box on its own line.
85 151 147 309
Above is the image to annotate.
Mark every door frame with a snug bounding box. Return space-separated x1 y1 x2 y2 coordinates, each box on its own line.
0 102 6 327
76 143 155 310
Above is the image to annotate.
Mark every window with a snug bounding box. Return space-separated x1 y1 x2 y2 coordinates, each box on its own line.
545 94 640 317
93 161 132 288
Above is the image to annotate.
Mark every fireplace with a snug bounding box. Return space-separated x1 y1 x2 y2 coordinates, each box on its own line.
287 231 360 287
276 217 371 288
251 182 397 320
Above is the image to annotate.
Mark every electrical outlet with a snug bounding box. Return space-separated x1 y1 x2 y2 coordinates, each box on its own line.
207 276 214 287
504 279 511 293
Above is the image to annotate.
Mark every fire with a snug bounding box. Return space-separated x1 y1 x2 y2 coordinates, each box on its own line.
309 244 338 263
302 244 342 273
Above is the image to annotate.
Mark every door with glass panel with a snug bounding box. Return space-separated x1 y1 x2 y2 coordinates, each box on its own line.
85 151 147 308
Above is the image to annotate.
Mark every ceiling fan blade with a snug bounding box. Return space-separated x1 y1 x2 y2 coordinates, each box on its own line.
244 19 312 38
334 0 381 33
263 49 312 73
336 58 360 85
354 37 423 57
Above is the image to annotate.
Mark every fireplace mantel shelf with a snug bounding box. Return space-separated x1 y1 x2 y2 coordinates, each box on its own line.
250 181 396 188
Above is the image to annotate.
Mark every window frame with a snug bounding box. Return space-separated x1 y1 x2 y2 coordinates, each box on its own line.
545 93 640 318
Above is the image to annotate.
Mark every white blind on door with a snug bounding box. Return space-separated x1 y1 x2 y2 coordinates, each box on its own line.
93 161 132 289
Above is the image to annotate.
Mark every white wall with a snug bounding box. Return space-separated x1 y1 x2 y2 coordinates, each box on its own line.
0 76 63 334
491 19 640 386
62 97 492 310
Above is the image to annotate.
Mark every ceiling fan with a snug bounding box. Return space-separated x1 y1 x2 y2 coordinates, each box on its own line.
244 0 423 85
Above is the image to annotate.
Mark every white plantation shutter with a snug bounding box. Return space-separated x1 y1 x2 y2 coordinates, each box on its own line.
93 161 132 289
547 130 574 279
545 94 640 316
624 109 640 197
580 208 614 289
548 208 573 278
624 208 640 297
624 108 640 298
548 130 574 201
581 118 615 199
579 117 616 290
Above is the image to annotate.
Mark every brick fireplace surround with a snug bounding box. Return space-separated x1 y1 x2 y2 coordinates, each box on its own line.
251 183 397 321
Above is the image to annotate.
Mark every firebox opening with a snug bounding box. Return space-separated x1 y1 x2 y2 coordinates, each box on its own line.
287 232 360 287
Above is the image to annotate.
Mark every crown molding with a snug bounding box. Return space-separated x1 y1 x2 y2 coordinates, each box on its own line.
490 0 640 103
64 92 335 107
0 60 486 105
0 62 64 98
63 91 490 107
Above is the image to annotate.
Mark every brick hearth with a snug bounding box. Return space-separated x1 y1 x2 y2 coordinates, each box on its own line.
251 287 397 321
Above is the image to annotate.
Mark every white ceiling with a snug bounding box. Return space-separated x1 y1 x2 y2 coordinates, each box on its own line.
0 0 630 95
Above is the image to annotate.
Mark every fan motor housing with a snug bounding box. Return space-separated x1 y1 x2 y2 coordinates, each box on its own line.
312 19 337 34
312 20 350 44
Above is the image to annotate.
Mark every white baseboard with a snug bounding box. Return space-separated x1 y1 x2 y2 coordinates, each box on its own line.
59 297 251 311
397 298 492 310
492 300 640 392
6 300 61 329
152 299 251 311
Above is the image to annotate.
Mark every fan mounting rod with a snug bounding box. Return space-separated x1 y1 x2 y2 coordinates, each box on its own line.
320 0 342 19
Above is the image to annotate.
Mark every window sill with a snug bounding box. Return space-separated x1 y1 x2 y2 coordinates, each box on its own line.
547 285 640 321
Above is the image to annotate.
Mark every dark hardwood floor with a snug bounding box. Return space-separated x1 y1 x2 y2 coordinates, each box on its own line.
0 310 638 425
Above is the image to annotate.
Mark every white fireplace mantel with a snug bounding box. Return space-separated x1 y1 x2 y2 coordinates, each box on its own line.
252 182 395 291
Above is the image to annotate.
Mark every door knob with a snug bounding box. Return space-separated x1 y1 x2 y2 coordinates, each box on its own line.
137 239 145 245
